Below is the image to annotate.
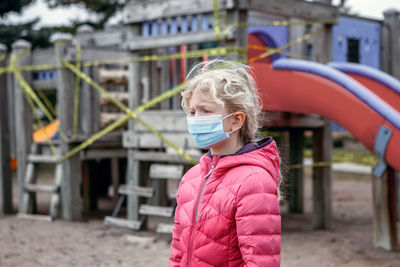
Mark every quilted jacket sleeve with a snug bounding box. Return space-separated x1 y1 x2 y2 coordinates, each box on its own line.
169 192 183 266
235 172 281 267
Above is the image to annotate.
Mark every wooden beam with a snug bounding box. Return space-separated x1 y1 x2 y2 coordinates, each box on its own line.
55 38 82 220
372 166 398 250
123 0 235 24
127 27 141 221
0 44 12 215
11 40 33 213
289 129 304 213
260 112 326 129
239 0 338 21
125 30 226 51
312 119 332 229
382 10 400 80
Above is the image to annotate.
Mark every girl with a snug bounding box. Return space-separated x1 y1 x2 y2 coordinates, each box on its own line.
169 60 281 267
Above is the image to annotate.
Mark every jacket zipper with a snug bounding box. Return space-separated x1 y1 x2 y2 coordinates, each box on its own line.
187 163 215 266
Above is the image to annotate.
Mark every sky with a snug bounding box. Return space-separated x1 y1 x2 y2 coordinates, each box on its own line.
2 0 400 28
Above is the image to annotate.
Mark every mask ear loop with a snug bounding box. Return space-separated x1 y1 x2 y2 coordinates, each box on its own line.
223 112 243 135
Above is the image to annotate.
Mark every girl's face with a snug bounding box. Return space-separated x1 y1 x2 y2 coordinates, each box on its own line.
188 90 227 118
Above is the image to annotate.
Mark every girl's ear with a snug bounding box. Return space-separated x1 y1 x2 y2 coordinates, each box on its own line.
232 112 246 131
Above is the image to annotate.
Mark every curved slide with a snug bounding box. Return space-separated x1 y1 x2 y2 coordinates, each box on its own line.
250 59 400 173
328 62 400 113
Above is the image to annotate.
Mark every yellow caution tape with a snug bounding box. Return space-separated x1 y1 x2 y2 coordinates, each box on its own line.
248 27 324 63
60 58 197 165
3 46 245 73
72 44 82 140
213 0 221 41
37 90 57 116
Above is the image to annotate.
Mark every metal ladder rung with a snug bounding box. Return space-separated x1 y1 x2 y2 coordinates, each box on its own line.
139 204 174 217
28 154 61 163
104 216 142 230
118 185 154 198
24 184 58 193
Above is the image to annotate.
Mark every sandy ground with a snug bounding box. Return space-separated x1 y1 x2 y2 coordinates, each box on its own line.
1 171 400 267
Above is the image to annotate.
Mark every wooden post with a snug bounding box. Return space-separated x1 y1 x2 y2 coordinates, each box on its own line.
382 9 400 80
372 167 398 250
54 35 82 220
11 40 33 213
127 22 141 220
111 158 119 206
312 119 332 229
0 43 12 215
289 129 304 213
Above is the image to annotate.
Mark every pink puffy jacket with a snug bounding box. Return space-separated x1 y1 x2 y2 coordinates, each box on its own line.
169 137 281 266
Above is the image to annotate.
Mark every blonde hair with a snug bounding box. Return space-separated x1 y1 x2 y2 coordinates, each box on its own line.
181 59 261 144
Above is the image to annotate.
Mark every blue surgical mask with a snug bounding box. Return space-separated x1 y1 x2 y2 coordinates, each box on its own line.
187 113 240 148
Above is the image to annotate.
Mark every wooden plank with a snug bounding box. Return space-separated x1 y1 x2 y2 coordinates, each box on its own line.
125 30 224 51
0 44 12 215
239 0 338 21
100 92 130 107
32 80 57 90
133 110 188 132
119 185 154 198
91 66 101 134
260 112 326 129
150 164 184 180
129 150 200 164
98 69 129 86
81 149 127 160
156 223 174 234
139 204 174 217
11 40 33 213
17 213 53 222
104 216 142 230
372 167 398 250
75 27 135 49
123 132 197 150
288 129 304 213
123 0 235 24
31 47 57 66
312 119 332 229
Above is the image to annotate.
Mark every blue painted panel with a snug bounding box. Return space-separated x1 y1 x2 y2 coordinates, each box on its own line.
161 19 168 35
38 70 44 80
142 22 150 37
170 17 178 35
201 13 209 31
191 14 199 32
247 18 288 61
332 16 381 69
181 16 188 33
151 20 159 36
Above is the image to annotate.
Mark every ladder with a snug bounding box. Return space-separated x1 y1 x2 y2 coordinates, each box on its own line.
104 163 183 233
18 143 63 221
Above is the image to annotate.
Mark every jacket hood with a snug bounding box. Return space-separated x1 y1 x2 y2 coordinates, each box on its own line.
199 137 280 185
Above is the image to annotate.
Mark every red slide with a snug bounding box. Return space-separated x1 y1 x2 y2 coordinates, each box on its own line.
250 61 400 173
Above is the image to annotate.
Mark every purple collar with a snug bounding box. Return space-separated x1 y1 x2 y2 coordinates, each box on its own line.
207 137 273 158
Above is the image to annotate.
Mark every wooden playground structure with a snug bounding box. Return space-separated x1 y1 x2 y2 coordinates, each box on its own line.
0 0 399 251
